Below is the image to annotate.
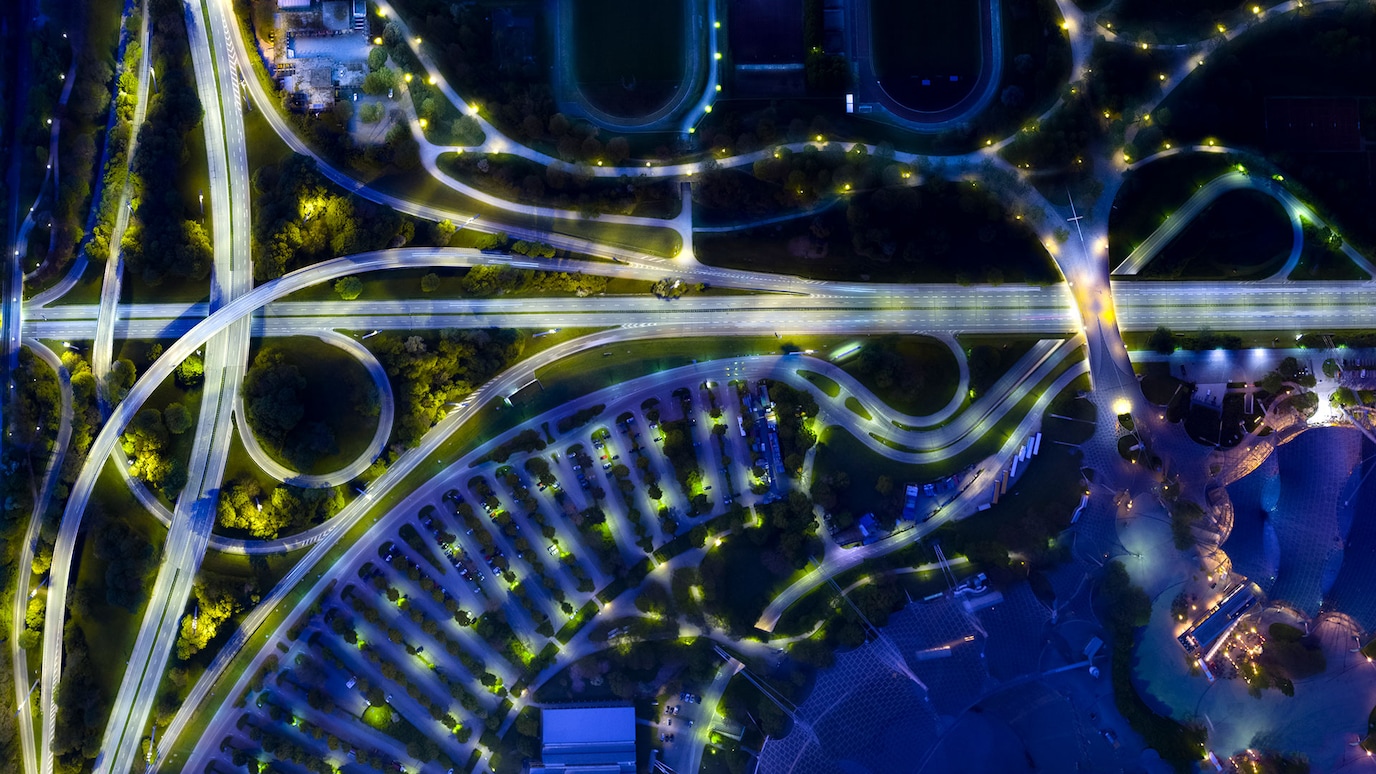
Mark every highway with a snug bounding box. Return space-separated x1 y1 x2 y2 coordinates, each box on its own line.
91 0 152 417
87 0 257 769
10 339 71 774
169 342 1059 773
14 0 1376 769
27 276 1376 341
231 329 396 488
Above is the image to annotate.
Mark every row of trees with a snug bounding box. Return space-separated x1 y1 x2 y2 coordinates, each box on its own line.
383 4 651 164
29 0 128 281
241 345 375 471
437 153 679 218
696 143 910 220
251 155 419 281
81 12 145 270
121 0 212 288
1146 326 1246 355
368 328 526 448
766 382 819 476
216 475 345 539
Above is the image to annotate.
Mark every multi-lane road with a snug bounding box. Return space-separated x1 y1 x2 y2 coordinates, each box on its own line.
24 275 1376 341
10 0 1376 770
86 0 257 770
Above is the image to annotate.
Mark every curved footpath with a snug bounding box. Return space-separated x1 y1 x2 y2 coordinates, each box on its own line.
1113 170 1297 277
11 339 72 774
1116 164 1376 279
232 329 395 489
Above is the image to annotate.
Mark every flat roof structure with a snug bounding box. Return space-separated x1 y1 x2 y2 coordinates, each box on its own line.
1178 583 1259 657
532 705 636 773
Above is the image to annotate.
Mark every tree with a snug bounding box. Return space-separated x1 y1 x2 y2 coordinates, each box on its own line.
451 115 483 146
420 272 441 292
433 218 457 245
176 353 204 387
334 276 363 300
361 67 399 96
1148 326 1174 355
242 349 307 446
106 358 137 403
367 47 388 71
359 102 385 124
164 402 193 434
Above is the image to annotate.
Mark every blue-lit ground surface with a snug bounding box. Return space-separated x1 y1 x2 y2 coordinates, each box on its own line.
1128 426 1376 771
756 586 1121 774
1222 427 1362 617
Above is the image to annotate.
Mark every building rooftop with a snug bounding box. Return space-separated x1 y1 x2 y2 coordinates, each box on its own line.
539 706 636 771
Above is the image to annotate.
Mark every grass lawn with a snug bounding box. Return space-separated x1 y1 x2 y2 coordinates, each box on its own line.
1138 190 1292 280
571 0 686 116
1108 154 1240 265
1289 223 1370 281
813 348 1083 516
221 424 284 496
871 0 980 109
695 187 1055 283
698 535 792 632
1146 8 1376 252
798 369 841 398
243 97 298 173
844 396 872 420
40 257 105 306
366 168 684 258
436 153 681 219
1104 0 1286 45
839 335 960 417
523 334 865 426
960 335 1040 402
73 460 171 703
245 336 381 476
